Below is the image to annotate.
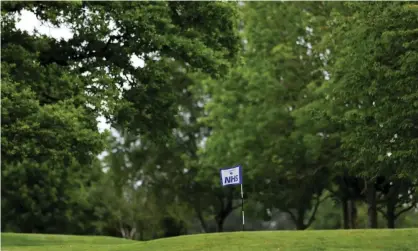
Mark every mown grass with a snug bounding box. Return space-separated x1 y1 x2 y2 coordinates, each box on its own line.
2 228 418 251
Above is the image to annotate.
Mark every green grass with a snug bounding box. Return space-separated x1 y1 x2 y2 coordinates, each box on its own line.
2 229 418 251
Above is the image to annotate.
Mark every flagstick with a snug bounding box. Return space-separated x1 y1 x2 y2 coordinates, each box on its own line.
241 183 245 231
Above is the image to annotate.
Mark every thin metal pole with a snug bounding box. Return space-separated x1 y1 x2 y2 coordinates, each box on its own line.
241 183 244 231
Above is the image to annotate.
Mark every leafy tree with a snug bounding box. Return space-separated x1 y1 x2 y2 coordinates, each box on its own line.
325 2 418 228
376 178 418 228
1 158 104 234
2 1 240 138
200 2 334 230
1 51 105 234
2 1 240 235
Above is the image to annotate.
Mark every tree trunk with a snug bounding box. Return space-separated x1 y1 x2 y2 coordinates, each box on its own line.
196 208 209 233
139 228 144 241
342 198 349 229
386 187 397 229
120 227 127 238
366 182 378 228
387 205 396 229
295 208 307 230
214 189 234 233
215 217 224 232
295 219 307 230
128 227 136 239
347 200 357 229
120 226 136 239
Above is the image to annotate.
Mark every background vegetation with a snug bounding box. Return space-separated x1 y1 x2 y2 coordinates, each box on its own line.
2 1 418 241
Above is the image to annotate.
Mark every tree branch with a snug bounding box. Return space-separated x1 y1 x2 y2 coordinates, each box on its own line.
216 193 225 212
119 221 126 238
194 203 208 233
306 194 328 228
395 204 416 218
377 207 387 219
129 227 136 239
283 209 297 224
225 189 233 213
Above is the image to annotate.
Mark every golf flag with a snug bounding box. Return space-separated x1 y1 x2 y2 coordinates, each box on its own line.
220 165 245 231
220 165 242 186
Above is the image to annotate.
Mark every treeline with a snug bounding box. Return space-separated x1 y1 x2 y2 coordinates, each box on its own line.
1 1 418 240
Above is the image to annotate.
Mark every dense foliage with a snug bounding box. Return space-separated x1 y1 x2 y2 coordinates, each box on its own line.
1 1 417 238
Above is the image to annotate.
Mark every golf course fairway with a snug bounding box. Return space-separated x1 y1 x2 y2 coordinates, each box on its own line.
2 229 417 251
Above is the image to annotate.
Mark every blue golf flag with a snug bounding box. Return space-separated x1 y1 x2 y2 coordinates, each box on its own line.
220 166 242 186
220 165 245 231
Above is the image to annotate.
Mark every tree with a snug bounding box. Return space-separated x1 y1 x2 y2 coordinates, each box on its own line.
2 1 240 234
92 130 192 240
1 158 105 234
1 66 105 233
200 2 333 230
324 2 418 228
2 1 240 138
376 177 418 229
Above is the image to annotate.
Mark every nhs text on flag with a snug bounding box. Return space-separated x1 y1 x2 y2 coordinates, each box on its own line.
220 166 242 186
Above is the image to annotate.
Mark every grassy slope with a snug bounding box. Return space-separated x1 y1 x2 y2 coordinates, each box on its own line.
2 229 418 251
